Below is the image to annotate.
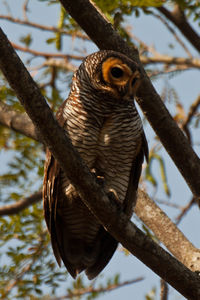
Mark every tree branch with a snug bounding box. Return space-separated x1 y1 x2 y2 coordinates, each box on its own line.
157 5 200 53
0 191 42 216
160 279 169 300
11 42 84 60
0 101 38 141
32 56 200 72
51 277 144 299
135 190 200 272
0 15 89 40
58 0 200 199
0 27 200 299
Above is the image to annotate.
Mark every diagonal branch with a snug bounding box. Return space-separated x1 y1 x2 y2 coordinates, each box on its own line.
135 190 200 272
157 5 200 53
0 27 200 299
0 101 38 141
0 191 42 216
58 0 200 198
0 15 89 40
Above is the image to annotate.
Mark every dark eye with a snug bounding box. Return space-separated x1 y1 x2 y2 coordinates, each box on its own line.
110 67 124 78
131 77 138 86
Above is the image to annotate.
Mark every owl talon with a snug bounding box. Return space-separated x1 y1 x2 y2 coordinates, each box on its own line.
107 189 121 209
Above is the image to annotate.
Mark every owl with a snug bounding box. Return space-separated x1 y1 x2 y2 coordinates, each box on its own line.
43 50 148 280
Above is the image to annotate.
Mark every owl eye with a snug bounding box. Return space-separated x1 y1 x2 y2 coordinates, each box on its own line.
110 67 124 78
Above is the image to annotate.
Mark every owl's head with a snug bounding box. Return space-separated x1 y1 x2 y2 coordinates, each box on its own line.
78 50 142 101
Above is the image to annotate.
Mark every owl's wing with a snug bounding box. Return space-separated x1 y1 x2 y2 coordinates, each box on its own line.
43 102 68 267
43 146 118 280
43 148 63 266
123 132 148 217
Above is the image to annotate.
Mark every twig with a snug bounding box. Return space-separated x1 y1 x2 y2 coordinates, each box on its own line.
141 55 200 68
152 11 192 58
182 95 200 143
157 5 200 52
0 15 89 40
175 197 196 225
22 0 29 21
0 191 42 216
51 277 144 299
160 279 168 300
3 231 46 297
11 42 84 60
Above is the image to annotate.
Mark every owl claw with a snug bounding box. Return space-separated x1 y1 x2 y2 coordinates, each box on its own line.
107 189 121 209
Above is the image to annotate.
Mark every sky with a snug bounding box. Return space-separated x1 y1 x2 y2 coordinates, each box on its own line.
0 1 200 299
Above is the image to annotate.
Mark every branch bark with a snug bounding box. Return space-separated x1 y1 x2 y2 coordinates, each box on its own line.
58 0 200 199
0 102 38 141
135 190 200 272
0 28 200 299
0 191 42 216
157 5 200 53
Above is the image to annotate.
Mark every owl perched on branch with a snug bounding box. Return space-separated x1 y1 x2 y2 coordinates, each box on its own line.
43 50 148 279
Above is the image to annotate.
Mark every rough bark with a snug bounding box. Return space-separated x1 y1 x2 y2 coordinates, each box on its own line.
136 190 200 272
1 28 200 299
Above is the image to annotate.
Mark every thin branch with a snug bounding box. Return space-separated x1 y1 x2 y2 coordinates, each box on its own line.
59 0 200 199
182 95 200 143
160 279 168 300
1 27 200 299
175 197 196 226
3 231 46 297
0 191 42 216
157 5 200 52
0 15 89 40
138 55 200 68
152 11 192 58
11 42 84 60
51 277 144 299
22 0 29 21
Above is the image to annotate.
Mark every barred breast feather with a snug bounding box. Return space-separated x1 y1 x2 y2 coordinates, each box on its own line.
43 50 148 280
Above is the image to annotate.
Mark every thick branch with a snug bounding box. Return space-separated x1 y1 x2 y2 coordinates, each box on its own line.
58 0 200 199
157 5 200 53
0 102 38 141
0 28 200 299
136 190 200 272
0 191 42 216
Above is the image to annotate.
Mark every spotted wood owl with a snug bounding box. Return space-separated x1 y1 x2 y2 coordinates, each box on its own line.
43 50 148 280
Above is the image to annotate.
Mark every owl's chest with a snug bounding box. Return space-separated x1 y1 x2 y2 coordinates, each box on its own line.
65 104 142 165
96 114 142 172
